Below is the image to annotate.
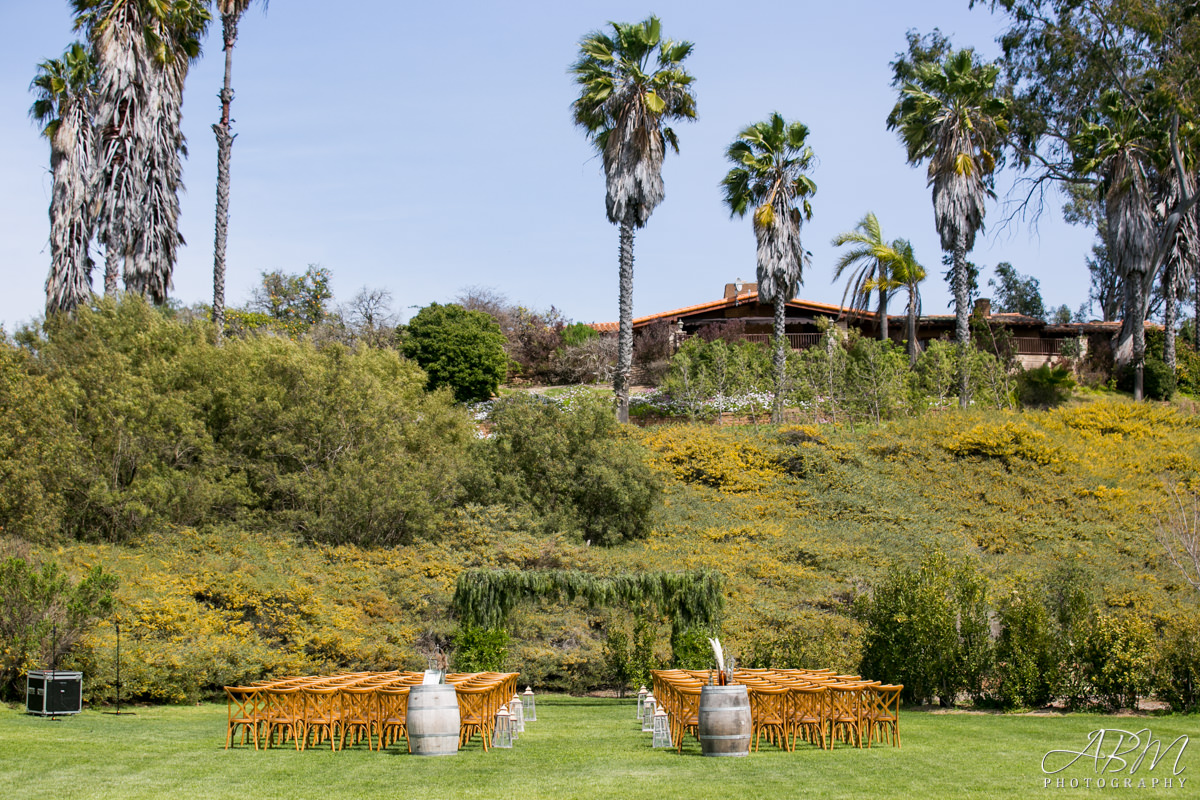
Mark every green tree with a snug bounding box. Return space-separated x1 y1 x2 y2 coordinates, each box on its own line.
402 303 507 403
30 43 96 316
721 112 817 422
248 264 334 335
471 393 661 545
831 212 901 341
889 45 1009 407
73 0 210 301
211 0 268 342
0 556 116 700
987 261 1046 319
889 238 927 365
571 16 697 423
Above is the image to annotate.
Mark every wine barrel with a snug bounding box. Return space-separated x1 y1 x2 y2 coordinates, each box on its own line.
697 685 751 757
407 684 460 756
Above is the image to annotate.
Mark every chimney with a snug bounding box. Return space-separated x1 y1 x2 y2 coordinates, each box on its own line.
724 279 756 299
973 298 992 318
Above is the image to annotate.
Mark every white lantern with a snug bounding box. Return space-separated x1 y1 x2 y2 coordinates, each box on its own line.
492 704 513 749
636 686 648 720
509 693 524 735
522 686 536 722
641 694 656 732
652 707 672 748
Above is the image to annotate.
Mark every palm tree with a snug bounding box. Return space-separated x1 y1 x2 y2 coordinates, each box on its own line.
571 16 696 422
1072 91 1159 400
888 48 1008 407
73 0 209 303
721 112 817 423
30 43 96 316
212 0 267 343
887 238 927 365
831 212 901 342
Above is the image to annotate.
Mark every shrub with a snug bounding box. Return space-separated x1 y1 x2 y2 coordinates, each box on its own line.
1085 611 1155 711
0 555 116 700
856 550 992 706
992 581 1058 708
745 611 864 675
633 320 675 386
1116 356 1176 400
562 322 599 348
452 625 509 672
552 335 616 384
661 337 771 419
471 393 661 545
1154 610 1200 713
1017 364 1075 409
402 302 508 402
943 421 1061 465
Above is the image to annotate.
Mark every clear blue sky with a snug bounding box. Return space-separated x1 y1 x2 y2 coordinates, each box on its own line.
0 0 1097 332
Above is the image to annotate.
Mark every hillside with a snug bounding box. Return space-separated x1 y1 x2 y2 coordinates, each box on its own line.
30 398 1200 703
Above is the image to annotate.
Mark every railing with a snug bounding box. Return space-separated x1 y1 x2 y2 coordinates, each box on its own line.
740 333 824 350
1011 337 1062 356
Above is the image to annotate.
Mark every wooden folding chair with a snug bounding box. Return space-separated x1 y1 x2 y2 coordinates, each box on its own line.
747 684 789 752
865 684 903 748
300 686 342 751
378 686 411 752
339 686 379 751
786 684 827 750
224 686 264 750
456 685 492 752
826 683 865 749
262 686 304 750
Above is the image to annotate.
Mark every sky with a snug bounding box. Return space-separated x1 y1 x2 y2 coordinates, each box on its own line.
0 1 1100 333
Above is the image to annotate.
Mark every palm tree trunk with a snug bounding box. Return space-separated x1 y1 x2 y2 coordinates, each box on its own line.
907 291 919 367
105 248 120 297
953 233 970 408
1164 261 1177 372
614 214 635 423
772 293 787 423
878 287 889 342
212 12 239 343
1130 267 1146 401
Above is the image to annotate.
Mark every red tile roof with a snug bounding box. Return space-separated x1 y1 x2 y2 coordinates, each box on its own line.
590 290 851 332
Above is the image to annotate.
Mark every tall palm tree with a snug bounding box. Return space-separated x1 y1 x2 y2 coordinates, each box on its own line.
888 48 1008 407
831 212 900 342
721 112 817 423
571 16 696 422
30 43 96 316
212 0 267 342
1072 91 1159 400
73 0 209 303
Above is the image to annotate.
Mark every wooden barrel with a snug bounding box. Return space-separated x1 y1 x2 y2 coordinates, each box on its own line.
698 685 751 757
407 685 460 756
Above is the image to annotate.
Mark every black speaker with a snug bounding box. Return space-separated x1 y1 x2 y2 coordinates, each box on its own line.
26 670 83 716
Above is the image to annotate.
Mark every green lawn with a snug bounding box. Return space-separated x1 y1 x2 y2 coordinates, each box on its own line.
0 697 1195 799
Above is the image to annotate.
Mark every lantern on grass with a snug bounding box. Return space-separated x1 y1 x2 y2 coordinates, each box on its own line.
641 694 656 732
652 707 672 749
523 686 536 722
509 693 524 735
492 704 513 749
637 686 648 720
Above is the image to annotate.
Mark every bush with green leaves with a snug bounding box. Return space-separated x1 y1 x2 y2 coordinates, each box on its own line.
0 554 116 700
856 549 992 706
661 336 771 419
402 302 508 402
1085 611 1155 710
992 581 1058 708
1154 610 1200 713
452 625 510 672
8 297 473 545
1116 356 1176 400
470 393 661 545
1017 364 1075 409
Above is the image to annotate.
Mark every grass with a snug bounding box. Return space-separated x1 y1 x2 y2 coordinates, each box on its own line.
1 696 1194 800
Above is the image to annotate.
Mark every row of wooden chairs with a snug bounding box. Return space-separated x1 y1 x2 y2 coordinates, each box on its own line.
651 669 902 753
227 672 524 753
444 672 521 752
